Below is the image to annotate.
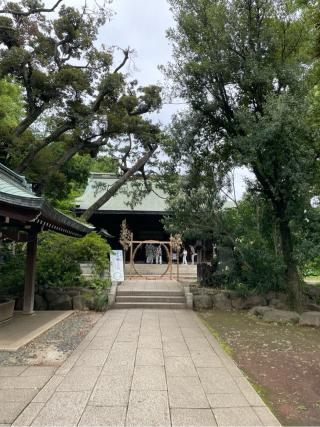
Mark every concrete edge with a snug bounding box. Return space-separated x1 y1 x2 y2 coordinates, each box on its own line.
183 285 193 309
0 311 74 352
108 281 120 307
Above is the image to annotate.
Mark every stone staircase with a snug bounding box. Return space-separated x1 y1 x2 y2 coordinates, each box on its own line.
112 280 187 309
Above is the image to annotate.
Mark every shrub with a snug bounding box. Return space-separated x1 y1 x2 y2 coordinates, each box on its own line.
37 231 111 287
0 242 25 294
0 232 111 294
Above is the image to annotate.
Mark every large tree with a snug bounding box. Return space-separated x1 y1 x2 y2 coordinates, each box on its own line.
164 0 319 310
0 0 162 219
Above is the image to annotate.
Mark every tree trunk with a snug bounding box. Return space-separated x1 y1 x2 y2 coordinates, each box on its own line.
16 122 74 173
81 146 157 221
15 107 44 136
278 218 303 312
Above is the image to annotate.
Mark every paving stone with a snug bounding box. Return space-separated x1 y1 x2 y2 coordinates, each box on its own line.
96 329 119 338
20 367 56 377
163 342 189 357
12 402 45 426
116 331 139 342
0 401 29 424
140 327 161 335
181 327 204 338
162 333 185 343
198 368 240 394
185 337 212 351
190 350 223 368
107 352 136 367
207 393 250 408
111 341 137 354
126 390 170 426
171 408 217 426
102 360 134 376
0 388 37 402
167 376 209 409
90 373 132 405
0 376 49 389
253 406 281 426
165 356 197 377
79 405 126 426
135 348 164 366
57 366 100 392
0 367 27 377
90 385 130 406
132 366 167 390
10 308 276 427
213 407 263 426
75 349 108 367
87 337 114 350
32 375 64 403
138 334 162 349
32 391 90 426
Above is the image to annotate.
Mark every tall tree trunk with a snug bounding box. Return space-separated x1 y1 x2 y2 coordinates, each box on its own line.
278 218 303 312
81 146 157 221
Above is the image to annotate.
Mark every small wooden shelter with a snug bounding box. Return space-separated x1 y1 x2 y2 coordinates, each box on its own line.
0 163 94 314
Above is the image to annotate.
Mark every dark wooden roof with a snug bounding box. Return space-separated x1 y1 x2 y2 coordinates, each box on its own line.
0 163 94 237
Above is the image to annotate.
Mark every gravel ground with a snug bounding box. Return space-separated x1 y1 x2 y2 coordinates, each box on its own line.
0 311 102 366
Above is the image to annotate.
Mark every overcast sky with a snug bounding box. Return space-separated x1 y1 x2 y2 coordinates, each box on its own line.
102 0 179 126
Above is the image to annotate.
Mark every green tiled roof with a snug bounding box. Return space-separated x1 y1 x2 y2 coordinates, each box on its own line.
76 173 168 213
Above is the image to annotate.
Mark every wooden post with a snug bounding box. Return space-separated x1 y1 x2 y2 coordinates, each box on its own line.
177 248 180 282
23 232 38 314
130 233 133 278
169 243 173 280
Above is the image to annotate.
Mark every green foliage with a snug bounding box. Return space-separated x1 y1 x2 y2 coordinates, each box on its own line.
0 79 23 128
0 78 24 164
37 232 110 287
303 260 320 277
0 232 111 294
92 291 109 312
163 0 318 309
0 0 162 217
0 242 25 294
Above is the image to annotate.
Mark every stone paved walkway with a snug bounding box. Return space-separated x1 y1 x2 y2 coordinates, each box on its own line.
2 309 281 426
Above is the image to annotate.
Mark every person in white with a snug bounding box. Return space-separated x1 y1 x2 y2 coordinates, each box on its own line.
155 245 162 264
189 245 197 265
182 248 188 264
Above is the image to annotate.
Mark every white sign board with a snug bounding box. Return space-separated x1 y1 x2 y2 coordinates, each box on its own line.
110 250 124 282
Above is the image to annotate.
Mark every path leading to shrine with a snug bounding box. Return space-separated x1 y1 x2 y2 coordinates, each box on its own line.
2 302 281 426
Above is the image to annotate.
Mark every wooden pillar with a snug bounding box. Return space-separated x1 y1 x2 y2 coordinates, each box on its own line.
169 243 173 280
23 232 38 314
130 233 133 278
177 248 180 282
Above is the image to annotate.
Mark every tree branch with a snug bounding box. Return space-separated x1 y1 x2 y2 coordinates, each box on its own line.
16 120 75 173
113 48 130 73
0 0 63 16
81 145 157 221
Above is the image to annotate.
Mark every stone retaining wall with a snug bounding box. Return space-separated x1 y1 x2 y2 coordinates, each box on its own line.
191 284 320 312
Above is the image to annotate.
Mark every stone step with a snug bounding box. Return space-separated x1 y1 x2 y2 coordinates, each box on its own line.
116 290 184 297
112 302 187 309
116 296 186 303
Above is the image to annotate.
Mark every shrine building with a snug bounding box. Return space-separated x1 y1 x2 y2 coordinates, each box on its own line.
75 173 169 247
